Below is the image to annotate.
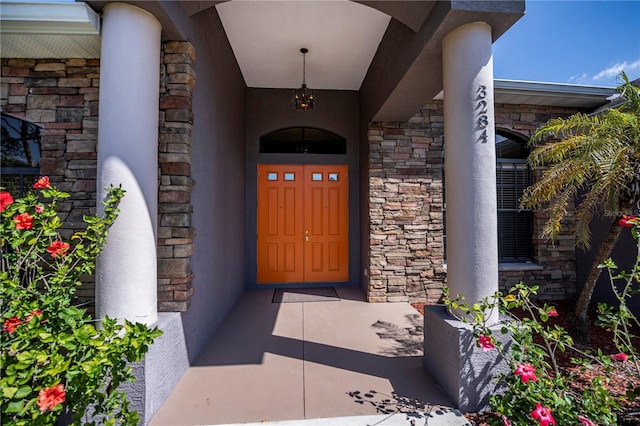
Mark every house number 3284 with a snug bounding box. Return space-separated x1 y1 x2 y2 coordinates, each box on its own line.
475 85 489 143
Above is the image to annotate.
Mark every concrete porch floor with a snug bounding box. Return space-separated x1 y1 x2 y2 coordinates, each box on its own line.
151 288 470 425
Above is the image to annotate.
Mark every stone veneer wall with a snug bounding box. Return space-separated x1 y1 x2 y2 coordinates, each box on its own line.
368 101 583 303
368 103 446 303
0 41 196 313
157 42 196 312
1 57 100 303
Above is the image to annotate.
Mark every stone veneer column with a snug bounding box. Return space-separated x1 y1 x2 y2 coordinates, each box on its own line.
423 22 507 413
96 3 161 325
442 22 498 321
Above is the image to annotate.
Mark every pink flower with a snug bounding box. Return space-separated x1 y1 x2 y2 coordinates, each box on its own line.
547 308 558 317
477 334 495 352
531 402 556 426
0 191 14 212
35 205 44 214
502 415 512 426
578 415 596 426
47 240 70 258
610 352 628 362
13 212 34 230
33 176 51 189
514 363 538 383
26 309 43 322
3 317 21 334
37 384 65 412
618 215 638 227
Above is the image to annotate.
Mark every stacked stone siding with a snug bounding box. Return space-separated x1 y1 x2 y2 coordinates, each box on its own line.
1 58 100 303
368 103 446 303
157 42 196 312
368 101 582 302
0 41 197 313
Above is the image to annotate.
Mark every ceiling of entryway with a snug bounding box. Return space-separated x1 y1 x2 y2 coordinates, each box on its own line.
214 1 391 91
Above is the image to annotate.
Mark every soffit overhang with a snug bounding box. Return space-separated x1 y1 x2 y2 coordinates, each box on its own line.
433 80 616 109
0 1 101 58
494 80 616 109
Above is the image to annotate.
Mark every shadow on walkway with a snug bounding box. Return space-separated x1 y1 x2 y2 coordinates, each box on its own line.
151 288 458 425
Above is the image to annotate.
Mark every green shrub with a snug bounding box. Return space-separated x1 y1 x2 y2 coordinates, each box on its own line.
1 178 162 425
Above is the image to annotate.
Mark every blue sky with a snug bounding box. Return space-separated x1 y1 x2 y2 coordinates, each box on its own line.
493 0 640 87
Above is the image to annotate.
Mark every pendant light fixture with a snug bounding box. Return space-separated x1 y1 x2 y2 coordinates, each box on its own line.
292 48 316 111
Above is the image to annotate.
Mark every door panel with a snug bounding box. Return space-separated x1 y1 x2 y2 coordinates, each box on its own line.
303 165 348 282
257 165 304 282
257 164 348 283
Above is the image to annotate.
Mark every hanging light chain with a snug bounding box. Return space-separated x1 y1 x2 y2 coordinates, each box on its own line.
292 47 316 111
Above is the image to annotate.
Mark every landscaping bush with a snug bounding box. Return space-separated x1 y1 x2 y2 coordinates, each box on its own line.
445 215 639 425
1 178 162 426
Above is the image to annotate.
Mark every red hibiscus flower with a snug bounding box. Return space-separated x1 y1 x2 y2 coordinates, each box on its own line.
33 176 51 189
514 363 538 383
610 352 628 362
26 309 43 322
47 240 70 258
547 308 558 317
37 384 66 412
578 415 595 426
13 212 34 230
2 317 21 333
35 205 44 214
477 334 495 352
530 402 556 426
0 191 14 212
618 215 638 227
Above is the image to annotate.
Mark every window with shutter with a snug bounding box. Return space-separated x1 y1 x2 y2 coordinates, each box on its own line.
496 132 533 261
443 130 533 262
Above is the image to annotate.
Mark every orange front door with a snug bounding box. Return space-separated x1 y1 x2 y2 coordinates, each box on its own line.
257 164 348 283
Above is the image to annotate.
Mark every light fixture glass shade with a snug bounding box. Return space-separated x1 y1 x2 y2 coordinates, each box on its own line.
293 83 316 111
292 48 316 111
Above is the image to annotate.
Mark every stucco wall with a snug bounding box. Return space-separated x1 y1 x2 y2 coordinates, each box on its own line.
576 216 640 315
183 6 247 361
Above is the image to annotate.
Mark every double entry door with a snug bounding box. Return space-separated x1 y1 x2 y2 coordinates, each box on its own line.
257 164 348 283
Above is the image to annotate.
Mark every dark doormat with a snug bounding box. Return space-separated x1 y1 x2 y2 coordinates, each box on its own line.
272 287 340 303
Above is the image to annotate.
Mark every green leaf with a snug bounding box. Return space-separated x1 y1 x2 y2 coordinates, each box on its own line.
14 386 32 399
5 400 25 413
3 386 18 398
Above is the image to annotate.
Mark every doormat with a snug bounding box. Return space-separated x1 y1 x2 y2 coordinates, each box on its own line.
272 288 340 303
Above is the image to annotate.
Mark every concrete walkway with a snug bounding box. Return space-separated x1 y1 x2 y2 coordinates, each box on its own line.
151 288 470 426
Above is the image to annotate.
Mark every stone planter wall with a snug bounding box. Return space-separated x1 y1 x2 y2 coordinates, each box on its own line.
368 101 583 302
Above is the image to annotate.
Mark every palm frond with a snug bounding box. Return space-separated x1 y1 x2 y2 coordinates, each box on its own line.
540 187 576 241
523 73 640 248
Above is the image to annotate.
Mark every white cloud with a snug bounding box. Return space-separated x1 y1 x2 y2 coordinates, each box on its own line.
592 60 640 81
570 60 640 86
568 73 589 84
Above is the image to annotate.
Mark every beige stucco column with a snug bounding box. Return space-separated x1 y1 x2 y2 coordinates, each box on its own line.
442 21 499 323
96 2 161 325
